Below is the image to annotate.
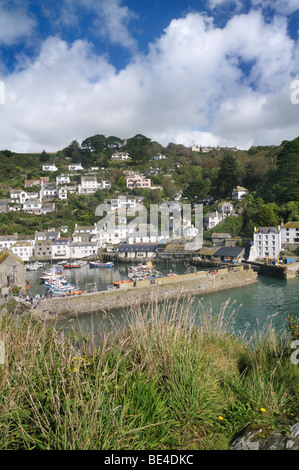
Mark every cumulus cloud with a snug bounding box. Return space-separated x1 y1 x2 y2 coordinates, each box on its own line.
0 9 298 152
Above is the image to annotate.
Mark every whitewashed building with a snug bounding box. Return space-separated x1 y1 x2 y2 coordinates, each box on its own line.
69 163 83 171
58 187 68 200
42 164 58 172
69 242 98 259
281 221 299 245
217 201 234 217
10 190 28 204
204 211 223 229
56 174 70 185
78 175 99 194
232 186 249 200
253 226 281 259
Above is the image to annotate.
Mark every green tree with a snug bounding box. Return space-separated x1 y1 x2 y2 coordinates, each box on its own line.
216 153 242 197
258 204 278 227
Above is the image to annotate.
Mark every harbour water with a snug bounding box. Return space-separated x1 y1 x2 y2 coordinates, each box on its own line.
25 262 299 339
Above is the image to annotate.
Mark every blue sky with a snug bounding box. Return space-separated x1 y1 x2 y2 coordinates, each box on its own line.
0 0 299 152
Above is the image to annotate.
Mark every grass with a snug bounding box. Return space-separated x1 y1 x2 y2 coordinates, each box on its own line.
0 294 298 450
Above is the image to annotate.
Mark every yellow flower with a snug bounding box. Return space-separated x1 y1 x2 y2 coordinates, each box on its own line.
218 416 224 420
260 408 267 413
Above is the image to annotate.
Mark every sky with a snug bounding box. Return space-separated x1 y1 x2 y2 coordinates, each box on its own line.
0 0 299 153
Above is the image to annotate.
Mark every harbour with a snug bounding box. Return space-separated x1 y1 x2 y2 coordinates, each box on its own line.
21 260 299 339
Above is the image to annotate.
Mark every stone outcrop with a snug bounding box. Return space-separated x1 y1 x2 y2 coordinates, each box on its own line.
230 423 299 450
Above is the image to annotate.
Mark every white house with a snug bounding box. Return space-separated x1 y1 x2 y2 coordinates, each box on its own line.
22 201 42 214
204 211 223 229
10 190 28 204
151 153 167 160
111 152 131 161
72 224 97 243
58 187 68 200
232 186 249 200
281 221 299 245
42 164 58 172
69 163 83 171
253 226 281 259
217 201 234 217
41 203 55 214
98 180 111 190
40 183 57 199
69 242 98 259
56 174 70 185
0 235 19 251
109 197 138 211
52 239 71 259
11 241 34 262
78 175 99 194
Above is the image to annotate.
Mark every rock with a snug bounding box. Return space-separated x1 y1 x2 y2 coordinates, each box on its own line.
230 423 299 450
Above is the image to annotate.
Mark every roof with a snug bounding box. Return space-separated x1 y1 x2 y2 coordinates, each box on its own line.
282 222 299 229
212 233 231 238
254 226 280 234
118 243 162 253
0 250 24 265
232 186 248 192
213 246 245 257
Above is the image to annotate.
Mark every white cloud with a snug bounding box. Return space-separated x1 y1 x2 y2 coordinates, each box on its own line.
0 9 298 152
0 2 36 45
252 0 299 15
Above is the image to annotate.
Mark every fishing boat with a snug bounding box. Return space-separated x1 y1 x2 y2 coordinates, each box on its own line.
63 262 81 268
89 261 114 268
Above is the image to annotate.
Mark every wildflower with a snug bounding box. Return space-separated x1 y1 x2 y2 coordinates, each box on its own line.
218 416 224 420
260 408 267 413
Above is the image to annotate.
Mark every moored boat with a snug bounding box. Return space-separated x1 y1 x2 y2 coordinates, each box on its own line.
89 261 114 268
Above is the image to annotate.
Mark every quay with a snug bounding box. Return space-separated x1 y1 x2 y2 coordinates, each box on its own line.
37 264 258 319
243 261 299 280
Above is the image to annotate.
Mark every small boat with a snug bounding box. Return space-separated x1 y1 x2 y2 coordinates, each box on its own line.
63 263 81 269
26 263 41 271
89 261 114 268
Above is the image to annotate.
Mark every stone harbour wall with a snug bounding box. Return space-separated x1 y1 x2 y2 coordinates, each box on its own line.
37 266 258 319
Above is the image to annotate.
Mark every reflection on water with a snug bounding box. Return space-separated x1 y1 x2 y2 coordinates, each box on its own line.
25 262 299 340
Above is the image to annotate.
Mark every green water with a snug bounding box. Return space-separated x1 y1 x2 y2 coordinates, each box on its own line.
26 262 299 339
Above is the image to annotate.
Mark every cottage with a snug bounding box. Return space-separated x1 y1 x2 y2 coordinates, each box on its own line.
111 152 131 161
42 164 58 172
52 239 71 259
11 241 34 262
68 163 83 171
69 242 98 259
0 200 8 213
78 175 99 194
217 201 234 217
10 190 28 204
281 221 299 245
56 174 70 185
0 250 25 293
40 183 57 199
58 187 68 200
232 186 249 200
204 211 223 229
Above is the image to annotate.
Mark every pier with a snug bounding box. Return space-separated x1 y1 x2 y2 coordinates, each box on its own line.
243 261 299 280
36 264 258 319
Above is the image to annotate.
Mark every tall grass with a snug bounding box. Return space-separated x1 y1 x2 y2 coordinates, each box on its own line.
0 293 298 450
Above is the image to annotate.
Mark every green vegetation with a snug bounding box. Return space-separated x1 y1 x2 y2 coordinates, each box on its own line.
0 135 298 239
0 297 298 450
